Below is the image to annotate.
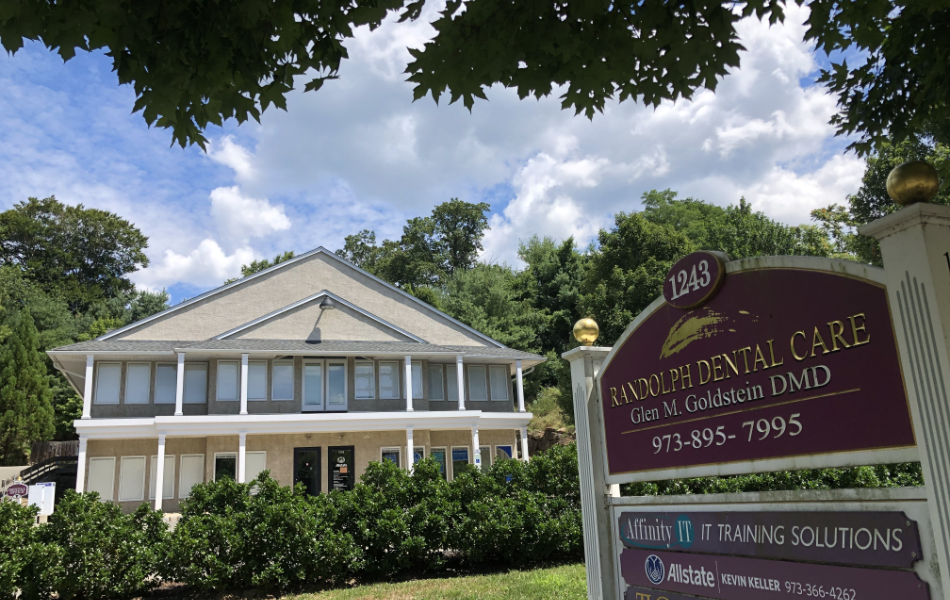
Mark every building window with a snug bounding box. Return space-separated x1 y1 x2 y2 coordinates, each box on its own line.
87 457 116 501
214 453 237 480
409 446 425 466
155 364 176 404
118 456 146 502
446 365 458 401
479 446 492 474
248 360 268 400
183 364 207 404
467 366 488 401
272 361 293 401
496 445 513 460
326 361 347 409
149 455 175 500
381 447 401 467
125 363 151 404
179 454 204 498
412 362 424 399
430 447 447 480
489 366 509 401
379 361 399 399
451 447 470 480
94 363 121 405
303 361 323 410
355 361 375 399
428 365 445 401
216 361 239 401
246 451 267 482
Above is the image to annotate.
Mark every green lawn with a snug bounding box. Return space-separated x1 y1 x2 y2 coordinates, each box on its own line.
289 563 587 600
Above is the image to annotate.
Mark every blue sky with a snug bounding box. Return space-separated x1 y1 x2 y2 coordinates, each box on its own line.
0 3 865 303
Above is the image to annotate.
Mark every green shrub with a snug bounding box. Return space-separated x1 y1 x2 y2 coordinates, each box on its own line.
36 491 166 600
0 500 60 600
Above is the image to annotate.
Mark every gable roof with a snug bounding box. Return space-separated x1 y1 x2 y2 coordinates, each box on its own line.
100 247 505 347
213 290 426 342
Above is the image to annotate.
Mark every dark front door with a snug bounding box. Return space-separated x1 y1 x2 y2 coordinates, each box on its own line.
293 447 321 495
328 446 355 491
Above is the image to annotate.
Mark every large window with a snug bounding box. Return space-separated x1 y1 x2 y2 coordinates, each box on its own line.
125 363 151 404
496 445 513 460
214 453 237 480
95 363 121 405
248 360 268 400
179 454 204 498
216 361 239 401
430 447 447 480
489 366 509 401
149 454 175 500
446 365 459 401
379 361 399 399
87 457 115 501
428 365 445 401
272 361 294 401
411 362 423 399
355 362 375 399
326 361 347 409
467 366 488 402
479 446 492 474
246 451 267 482
303 361 323 411
155 364 176 404
451 447 470 480
381 447 401 468
183 364 207 404
118 456 146 502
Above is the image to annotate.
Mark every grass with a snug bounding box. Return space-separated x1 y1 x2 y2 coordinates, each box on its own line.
288 563 587 600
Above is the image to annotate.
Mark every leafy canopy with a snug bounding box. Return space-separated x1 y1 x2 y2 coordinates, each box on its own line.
3 0 945 152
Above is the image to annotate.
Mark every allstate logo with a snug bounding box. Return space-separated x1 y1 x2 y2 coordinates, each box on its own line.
644 554 665 585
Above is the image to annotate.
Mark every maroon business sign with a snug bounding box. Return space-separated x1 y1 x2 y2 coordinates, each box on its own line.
620 548 931 600
599 263 915 477
663 251 727 309
5 483 28 499
618 510 922 569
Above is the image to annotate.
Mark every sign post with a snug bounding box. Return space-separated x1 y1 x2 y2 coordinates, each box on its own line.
567 165 950 600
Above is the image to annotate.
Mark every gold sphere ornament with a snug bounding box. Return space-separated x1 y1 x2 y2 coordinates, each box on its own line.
886 161 940 206
573 318 600 345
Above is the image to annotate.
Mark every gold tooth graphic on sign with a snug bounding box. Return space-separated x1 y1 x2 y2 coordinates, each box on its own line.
660 308 758 359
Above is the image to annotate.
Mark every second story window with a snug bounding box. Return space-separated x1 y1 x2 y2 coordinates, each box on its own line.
155 364 176 404
184 364 207 404
446 365 458 401
489 366 509 401
429 365 445 401
355 361 375 399
412 362 423 399
125 363 151 404
95 363 121 405
467 365 488 402
272 360 294 401
379 361 399 399
216 361 239 401
248 360 267 401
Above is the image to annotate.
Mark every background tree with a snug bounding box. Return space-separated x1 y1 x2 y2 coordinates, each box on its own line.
224 251 296 285
4 1 943 154
0 197 150 312
0 310 54 464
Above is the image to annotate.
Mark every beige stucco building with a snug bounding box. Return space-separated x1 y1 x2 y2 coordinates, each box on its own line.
48 248 542 512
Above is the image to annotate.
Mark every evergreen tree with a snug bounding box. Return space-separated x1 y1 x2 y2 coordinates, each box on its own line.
0 310 54 464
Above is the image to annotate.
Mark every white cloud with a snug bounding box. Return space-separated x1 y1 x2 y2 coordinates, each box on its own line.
131 240 256 291
208 135 255 181
209 185 291 242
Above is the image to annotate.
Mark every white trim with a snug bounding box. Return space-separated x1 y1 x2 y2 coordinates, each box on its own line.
73 410 533 439
213 290 427 342
380 446 402 468
95 247 504 347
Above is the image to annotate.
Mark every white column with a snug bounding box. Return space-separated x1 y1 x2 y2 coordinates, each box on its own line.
519 426 529 462
175 352 185 416
240 354 249 416
75 436 87 493
154 434 166 511
81 355 94 419
406 427 414 473
516 359 525 413
404 355 414 412
456 354 466 410
472 427 481 469
238 432 247 483
564 346 616 600
861 203 950 600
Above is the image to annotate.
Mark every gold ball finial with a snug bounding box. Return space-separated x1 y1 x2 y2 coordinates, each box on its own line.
573 318 600 345
886 160 940 206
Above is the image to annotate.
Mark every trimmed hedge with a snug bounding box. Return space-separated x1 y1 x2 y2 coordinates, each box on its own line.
1 444 582 598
